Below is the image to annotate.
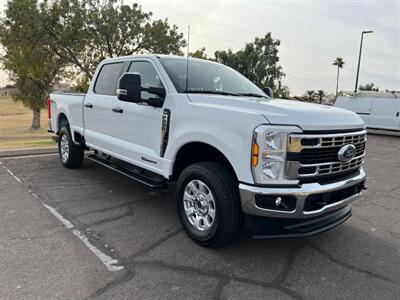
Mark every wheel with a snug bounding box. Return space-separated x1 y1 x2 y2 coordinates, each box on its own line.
177 162 242 247
58 127 84 168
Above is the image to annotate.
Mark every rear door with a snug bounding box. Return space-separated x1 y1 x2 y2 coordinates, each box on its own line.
83 61 125 151
369 98 399 130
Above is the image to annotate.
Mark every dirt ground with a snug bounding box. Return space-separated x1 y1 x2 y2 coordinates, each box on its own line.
0 96 56 150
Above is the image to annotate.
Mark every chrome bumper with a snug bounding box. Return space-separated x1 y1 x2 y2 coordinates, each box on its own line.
239 168 366 219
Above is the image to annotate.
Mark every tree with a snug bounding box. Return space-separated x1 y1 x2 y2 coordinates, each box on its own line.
189 47 208 59
214 33 285 95
359 82 379 91
39 0 186 87
274 81 290 99
317 90 326 104
0 0 65 129
332 57 345 97
306 90 316 101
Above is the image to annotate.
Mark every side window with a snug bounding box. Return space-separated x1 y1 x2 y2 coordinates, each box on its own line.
94 62 124 95
128 61 163 100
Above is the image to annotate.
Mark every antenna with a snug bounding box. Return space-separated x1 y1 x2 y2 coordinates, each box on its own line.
185 25 190 92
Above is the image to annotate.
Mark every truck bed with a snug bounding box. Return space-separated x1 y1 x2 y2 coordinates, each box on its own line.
49 92 86 139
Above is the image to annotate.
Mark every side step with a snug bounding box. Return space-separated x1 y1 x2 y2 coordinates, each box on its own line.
87 154 167 189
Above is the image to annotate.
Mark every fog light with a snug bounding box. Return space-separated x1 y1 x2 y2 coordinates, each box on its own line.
255 195 297 211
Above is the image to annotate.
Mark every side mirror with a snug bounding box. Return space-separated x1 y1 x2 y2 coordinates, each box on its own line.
117 73 141 102
263 87 273 98
143 86 166 99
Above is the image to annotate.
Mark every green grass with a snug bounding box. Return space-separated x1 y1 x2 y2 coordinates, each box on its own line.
27 140 56 145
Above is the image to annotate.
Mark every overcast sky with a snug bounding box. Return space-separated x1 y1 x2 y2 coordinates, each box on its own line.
1 0 399 95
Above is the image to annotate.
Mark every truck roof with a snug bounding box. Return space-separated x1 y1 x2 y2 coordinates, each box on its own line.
102 54 212 64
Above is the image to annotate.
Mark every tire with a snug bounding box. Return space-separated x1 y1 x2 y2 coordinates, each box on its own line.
58 126 84 169
177 162 242 247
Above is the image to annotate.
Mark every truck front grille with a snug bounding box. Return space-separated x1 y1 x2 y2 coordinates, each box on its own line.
286 130 367 180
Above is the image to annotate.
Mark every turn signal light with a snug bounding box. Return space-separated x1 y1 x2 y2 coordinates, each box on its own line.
252 142 259 166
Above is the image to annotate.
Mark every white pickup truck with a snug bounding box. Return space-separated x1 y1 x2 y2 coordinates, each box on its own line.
49 55 367 247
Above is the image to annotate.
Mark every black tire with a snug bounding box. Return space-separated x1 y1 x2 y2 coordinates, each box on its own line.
176 162 242 247
58 126 84 169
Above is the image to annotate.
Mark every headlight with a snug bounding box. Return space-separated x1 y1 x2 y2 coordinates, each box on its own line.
251 125 301 184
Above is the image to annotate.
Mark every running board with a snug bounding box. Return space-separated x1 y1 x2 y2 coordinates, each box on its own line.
87 154 167 188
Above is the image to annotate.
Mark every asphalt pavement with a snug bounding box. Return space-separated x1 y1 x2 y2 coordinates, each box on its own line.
0 133 399 299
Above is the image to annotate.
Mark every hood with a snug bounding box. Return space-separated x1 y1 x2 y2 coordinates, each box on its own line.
187 94 365 131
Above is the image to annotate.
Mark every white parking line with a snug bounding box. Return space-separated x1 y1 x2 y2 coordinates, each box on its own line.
42 203 124 271
0 153 58 160
2 164 124 272
73 229 124 272
2 165 22 184
42 203 74 229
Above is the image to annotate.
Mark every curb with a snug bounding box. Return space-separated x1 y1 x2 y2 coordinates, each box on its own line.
0 147 57 158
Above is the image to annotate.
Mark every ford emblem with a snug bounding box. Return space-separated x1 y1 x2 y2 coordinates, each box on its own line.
338 144 357 163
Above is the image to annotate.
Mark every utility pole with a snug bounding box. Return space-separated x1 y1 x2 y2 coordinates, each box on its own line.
354 30 373 93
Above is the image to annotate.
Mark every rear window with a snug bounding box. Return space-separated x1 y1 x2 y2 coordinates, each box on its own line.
94 62 124 95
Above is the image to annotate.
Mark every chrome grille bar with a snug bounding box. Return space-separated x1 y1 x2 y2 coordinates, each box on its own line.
286 130 367 179
287 130 367 152
286 155 364 178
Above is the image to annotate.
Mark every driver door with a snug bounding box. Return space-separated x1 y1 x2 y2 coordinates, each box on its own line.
110 59 167 174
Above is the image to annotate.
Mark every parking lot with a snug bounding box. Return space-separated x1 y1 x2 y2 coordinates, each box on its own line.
1 133 399 299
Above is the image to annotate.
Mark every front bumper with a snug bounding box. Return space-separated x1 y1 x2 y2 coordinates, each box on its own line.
239 168 366 237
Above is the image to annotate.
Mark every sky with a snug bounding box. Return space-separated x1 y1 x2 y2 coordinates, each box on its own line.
0 0 399 95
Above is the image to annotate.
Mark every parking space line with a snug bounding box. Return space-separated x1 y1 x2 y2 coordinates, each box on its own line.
2 163 124 272
42 203 124 271
72 229 124 272
0 153 58 160
2 164 22 184
42 203 74 229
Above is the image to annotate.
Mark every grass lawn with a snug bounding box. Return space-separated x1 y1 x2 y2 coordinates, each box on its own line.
0 96 56 150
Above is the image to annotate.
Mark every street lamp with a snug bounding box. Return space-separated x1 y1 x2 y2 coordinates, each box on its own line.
354 30 374 93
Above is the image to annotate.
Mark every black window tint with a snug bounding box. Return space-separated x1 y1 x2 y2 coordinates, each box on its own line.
128 61 163 100
94 62 124 95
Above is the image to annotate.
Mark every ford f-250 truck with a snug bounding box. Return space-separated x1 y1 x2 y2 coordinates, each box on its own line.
48 55 367 247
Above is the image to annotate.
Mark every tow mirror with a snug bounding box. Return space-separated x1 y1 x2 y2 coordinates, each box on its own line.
263 87 273 98
117 72 166 107
117 72 141 102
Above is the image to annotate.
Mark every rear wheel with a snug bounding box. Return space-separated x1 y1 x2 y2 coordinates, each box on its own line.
58 127 84 168
177 162 242 247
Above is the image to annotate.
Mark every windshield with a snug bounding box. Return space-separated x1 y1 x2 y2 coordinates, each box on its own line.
158 57 266 97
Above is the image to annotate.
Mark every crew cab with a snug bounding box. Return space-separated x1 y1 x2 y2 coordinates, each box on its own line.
48 55 367 247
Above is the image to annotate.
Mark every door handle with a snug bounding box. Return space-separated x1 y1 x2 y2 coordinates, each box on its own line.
84 103 93 109
112 107 123 113
396 112 399 117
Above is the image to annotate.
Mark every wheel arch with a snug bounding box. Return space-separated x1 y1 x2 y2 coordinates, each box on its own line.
57 112 69 133
170 141 238 182
57 113 84 145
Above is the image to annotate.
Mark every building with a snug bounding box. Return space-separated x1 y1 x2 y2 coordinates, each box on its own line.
0 87 16 97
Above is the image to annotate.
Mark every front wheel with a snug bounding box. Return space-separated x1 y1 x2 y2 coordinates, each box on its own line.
58 127 84 169
176 162 242 247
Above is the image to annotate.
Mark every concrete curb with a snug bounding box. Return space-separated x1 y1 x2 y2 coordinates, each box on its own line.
0 147 57 158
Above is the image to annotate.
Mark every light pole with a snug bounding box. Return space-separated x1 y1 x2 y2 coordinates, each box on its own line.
354 30 373 93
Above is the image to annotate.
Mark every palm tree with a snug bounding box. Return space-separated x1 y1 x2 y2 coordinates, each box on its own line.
333 57 345 97
317 90 326 104
306 90 315 102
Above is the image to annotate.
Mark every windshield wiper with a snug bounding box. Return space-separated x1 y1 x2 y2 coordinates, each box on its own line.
235 92 269 98
185 90 269 98
185 90 238 96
